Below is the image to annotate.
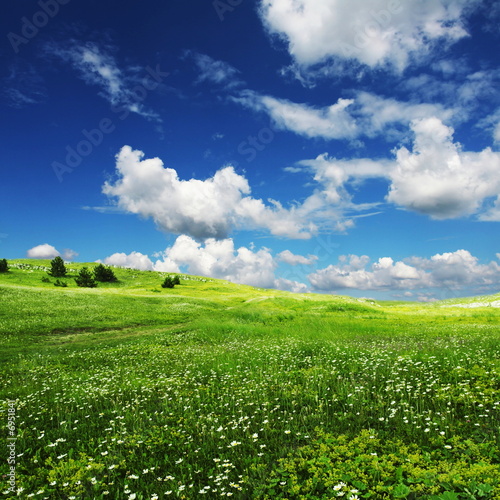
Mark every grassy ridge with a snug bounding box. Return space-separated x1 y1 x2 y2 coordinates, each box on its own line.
1 261 500 499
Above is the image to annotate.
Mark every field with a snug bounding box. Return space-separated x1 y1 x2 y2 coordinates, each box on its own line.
1 260 500 500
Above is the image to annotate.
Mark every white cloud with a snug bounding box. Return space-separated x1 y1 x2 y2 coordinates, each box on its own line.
45 40 162 122
274 277 309 293
27 244 78 260
187 51 243 89
103 146 315 240
102 251 179 272
255 94 358 140
277 250 318 266
27 243 60 259
309 249 500 294
165 235 277 288
100 236 311 291
234 90 452 142
297 117 500 221
62 249 79 261
259 0 476 71
387 117 500 219
495 122 500 143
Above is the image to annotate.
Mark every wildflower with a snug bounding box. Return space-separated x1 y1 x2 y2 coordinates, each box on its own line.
284 430 291 434
128 494 137 500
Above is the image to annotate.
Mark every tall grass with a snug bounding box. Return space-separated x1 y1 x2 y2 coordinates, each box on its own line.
1 262 499 499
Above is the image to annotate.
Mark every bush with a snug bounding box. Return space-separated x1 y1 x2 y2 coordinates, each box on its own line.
93 264 117 282
172 275 181 285
75 267 97 288
161 276 175 289
0 259 8 273
49 256 67 277
54 279 68 287
41 276 51 283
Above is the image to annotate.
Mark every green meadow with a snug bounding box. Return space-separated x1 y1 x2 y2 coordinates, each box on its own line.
1 260 500 500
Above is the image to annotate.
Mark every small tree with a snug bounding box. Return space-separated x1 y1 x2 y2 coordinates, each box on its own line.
49 256 66 277
93 264 117 282
161 276 175 289
75 267 97 288
172 275 181 285
0 259 8 273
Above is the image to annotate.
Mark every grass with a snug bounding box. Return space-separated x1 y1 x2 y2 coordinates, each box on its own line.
1 260 499 499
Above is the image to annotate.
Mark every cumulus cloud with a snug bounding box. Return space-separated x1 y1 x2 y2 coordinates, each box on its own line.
100 236 308 291
297 117 500 220
27 244 78 260
277 250 318 266
387 117 500 219
165 235 277 288
100 251 179 272
103 146 315 240
259 0 476 71
309 250 500 294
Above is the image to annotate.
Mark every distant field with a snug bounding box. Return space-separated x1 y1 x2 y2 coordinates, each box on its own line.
1 260 500 499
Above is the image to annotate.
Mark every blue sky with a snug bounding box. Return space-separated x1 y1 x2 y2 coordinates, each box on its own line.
1 0 500 301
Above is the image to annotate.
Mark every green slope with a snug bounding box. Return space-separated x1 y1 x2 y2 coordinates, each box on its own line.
1 260 500 499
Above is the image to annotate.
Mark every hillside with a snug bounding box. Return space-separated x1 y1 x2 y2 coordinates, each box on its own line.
1 260 500 499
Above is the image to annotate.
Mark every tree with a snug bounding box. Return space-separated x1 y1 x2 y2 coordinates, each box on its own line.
161 276 175 289
75 267 97 288
49 256 66 277
93 263 117 282
172 275 181 285
0 259 8 273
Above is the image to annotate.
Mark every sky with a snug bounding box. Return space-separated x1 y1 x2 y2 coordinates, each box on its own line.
1 0 500 301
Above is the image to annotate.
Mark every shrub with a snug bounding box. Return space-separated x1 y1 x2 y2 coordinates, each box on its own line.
75 267 97 288
161 276 175 289
49 256 67 277
41 276 51 283
0 259 9 273
54 279 68 287
172 275 181 285
93 263 117 282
